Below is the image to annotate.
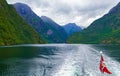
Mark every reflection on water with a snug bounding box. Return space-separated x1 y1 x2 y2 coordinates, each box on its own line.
0 45 57 58
0 44 120 76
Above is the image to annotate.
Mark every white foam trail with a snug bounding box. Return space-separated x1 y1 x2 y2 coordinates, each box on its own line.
53 50 75 76
53 44 120 76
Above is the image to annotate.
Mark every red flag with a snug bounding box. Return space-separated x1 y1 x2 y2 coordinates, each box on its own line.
99 55 112 74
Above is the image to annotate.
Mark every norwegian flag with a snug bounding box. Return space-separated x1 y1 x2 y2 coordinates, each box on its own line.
99 55 112 74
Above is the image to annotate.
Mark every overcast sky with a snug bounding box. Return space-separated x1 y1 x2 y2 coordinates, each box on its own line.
7 0 120 27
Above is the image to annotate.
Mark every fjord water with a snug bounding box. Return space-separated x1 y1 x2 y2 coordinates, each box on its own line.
0 44 120 76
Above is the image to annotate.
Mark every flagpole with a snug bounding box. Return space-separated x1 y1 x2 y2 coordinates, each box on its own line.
100 51 102 76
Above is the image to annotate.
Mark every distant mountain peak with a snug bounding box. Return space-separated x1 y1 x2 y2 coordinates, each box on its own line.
66 23 76 26
14 3 32 14
67 23 76 25
14 3 30 9
64 23 81 28
63 23 82 36
15 3 26 5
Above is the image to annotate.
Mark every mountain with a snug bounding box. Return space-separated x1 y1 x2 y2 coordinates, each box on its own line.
14 3 68 43
0 0 45 45
109 2 120 14
41 16 68 42
68 2 120 44
63 23 82 36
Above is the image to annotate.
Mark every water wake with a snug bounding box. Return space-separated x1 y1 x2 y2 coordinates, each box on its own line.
53 45 120 76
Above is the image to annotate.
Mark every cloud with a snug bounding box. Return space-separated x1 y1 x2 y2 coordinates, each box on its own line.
7 0 120 27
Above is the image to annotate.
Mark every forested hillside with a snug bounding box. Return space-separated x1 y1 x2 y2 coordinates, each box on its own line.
0 0 45 45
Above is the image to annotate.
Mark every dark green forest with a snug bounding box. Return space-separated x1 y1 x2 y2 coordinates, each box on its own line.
0 0 45 45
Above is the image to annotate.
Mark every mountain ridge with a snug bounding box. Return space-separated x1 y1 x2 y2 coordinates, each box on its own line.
109 2 120 14
14 3 68 43
68 2 120 44
0 0 45 45
41 16 68 42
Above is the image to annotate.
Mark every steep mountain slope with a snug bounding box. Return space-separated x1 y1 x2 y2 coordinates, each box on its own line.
41 16 68 42
63 23 82 36
0 0 45 45
14 3 68 43
68 2 120 44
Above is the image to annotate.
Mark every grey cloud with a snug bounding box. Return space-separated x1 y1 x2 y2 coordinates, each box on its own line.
32 0 50 8
75 3 113 17
54 4 73 15
7 0 120 27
